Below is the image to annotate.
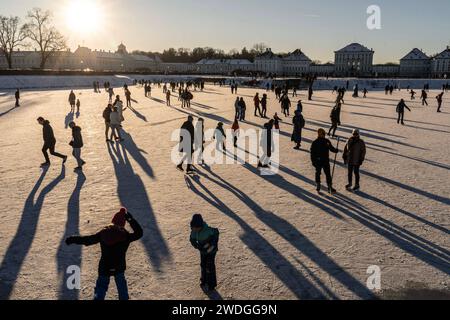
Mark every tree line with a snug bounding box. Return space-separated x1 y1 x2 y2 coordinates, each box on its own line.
0 8 66 69
133 43 273 63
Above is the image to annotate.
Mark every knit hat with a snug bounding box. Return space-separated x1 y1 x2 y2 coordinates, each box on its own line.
190 214 204 229
112 208 127 227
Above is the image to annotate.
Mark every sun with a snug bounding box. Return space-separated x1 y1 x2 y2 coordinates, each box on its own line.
65 0 104 34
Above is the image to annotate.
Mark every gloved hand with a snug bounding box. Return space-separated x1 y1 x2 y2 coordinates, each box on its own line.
125 211 133 222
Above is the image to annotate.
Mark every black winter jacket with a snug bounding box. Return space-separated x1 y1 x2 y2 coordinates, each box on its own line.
310 137 338 166
42 120 56 145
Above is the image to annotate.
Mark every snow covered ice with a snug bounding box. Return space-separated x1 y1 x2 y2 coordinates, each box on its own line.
0 82 449 299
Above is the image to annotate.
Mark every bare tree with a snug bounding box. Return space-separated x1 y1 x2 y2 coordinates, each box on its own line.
0 16 27 69
251 43 268 55
22 8 66 69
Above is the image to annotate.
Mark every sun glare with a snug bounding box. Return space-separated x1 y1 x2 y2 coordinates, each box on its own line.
65 0 104 34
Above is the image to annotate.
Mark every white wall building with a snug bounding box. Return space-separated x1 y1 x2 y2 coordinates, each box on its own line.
432 47 450 78
334 43 374 77
399 48 431 78
282 49 312 76
373 64 400 77
254 49 284 75
196 59 254 74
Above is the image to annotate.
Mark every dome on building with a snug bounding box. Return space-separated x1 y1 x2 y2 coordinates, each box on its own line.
117 43 128 55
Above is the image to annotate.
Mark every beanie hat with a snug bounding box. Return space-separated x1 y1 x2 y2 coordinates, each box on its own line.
190 214 204 229
112 208 127 227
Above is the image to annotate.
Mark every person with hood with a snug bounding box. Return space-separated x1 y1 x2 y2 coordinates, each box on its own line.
69 90 76 112
37 117 67 167
260 94 268 118
254 93 262 117
396 99 411 125
343 129 366 192
15 89 20 107
310 128 339 194
190 214 219 293
291 110 305 150
328 103 342 138
194 118 205 165
177 115 195 173
103 104 113 142
69 121 85 171
65 208 143 300
110 107 124 142
436 92 444 113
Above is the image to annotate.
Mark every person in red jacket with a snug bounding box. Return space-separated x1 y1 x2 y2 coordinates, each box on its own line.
65 208 143 300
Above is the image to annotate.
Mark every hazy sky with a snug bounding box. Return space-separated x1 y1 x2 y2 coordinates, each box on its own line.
3 0 450 63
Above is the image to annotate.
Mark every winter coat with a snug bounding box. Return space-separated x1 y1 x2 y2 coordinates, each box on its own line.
69 92 76 104
190 223 219 256
103 107 112 123
42 120 56 145
69 217 143 276
343 137 366 166
110 111 121 126
310 137 338 167
396 101 411 113
261 122 274 156
291 114 305 143
180 120 195 151
70 126 84 149
194 122 204 150
330 106 341 124
15 90 20 99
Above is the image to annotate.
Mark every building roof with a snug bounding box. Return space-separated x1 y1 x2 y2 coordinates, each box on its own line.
283 49 311 62
256 49 282 60
435 47 450 59
335 43 374 53
400 48 429 61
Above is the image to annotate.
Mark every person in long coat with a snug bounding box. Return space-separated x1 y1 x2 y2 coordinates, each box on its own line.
291 110 305 150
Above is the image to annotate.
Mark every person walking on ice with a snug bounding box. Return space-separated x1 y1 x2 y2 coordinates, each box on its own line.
69 90 76 112
343 129 366 192
15 88 20 107
328 103 341 138
436 92 444 113
65 208 143 300
37 117 67 168
177 115 195 173
68 121 85 171
310 128 339 194
421 89 428 106
190 214 219 293
166 90 171 106
396 99 411 125
291 110 305 150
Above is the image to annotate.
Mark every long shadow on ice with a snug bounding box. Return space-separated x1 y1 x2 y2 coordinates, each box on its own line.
0 166 65 299
56 171 86 300
184 174 333 299
107 141 170 271
196 168 375 299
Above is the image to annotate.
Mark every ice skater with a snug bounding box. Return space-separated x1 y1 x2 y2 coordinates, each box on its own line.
103 104 113 142
310 128 339 194
190 214 219 293
213 122 227 153
421 90 428 106
343 129 366 192
166 90 171 106
254 93 262 117
328 103 341 138
37 117 67 167
177 115 195 173
68 121 85 171
110 107 124 142
396 99 411 125
65 208 143 300
69 90 76 112
261 94 268 118
15 88 20 107
436 92 444 113
291 110 305 150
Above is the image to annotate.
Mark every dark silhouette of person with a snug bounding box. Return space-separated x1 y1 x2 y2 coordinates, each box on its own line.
343 129 366 191
310 128 339 194
177 116 195 173
396 99 411 125
65 208 143 300
37 117 67 167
